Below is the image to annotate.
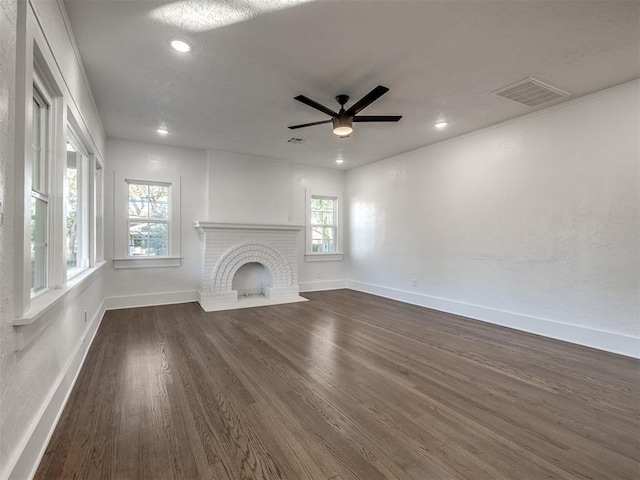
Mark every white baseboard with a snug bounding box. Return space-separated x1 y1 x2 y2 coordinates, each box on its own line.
7 300 107 480
347 280 640 359
104 290 199 310
299 279 347 292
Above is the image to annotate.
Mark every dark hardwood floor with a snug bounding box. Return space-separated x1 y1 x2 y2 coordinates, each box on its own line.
35 289 639 479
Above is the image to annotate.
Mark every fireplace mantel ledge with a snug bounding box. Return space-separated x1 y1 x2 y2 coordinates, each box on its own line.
194 221 305 233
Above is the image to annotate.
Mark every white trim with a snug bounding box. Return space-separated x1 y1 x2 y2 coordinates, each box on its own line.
6 299 107 480
13 262 107 350
305 253 344 262
194 221 305 232
305 189 343 254
299 279 347 292
114 172 182 261
347 280 640 359
104 290 199 311
112 256 182 269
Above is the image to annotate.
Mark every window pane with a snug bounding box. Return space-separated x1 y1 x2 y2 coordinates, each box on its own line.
310 196 337 253
31 197 47 292
32 98 41 191
310 210 323 224
321 211 334 224
66 155 79 270
311 211 335 225
128 199 149 219
310 198 323 211
321 199 334 212
129 221 168 256
128 183 169 220
311 198 335 212
128 183 149 218
148 185 168 219
311 226 335 253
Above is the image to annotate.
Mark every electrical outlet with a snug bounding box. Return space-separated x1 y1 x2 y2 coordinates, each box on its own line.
413 279 417 288
84 310 88 322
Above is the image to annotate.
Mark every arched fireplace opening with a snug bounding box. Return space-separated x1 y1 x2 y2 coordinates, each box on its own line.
231 262 273 298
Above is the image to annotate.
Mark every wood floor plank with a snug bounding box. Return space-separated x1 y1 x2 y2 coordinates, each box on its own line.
34 290 640 479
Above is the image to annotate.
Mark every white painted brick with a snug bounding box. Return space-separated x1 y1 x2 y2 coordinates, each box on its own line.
194 224 303 309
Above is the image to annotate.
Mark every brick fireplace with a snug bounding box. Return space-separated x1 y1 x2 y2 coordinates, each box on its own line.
194 222 307 311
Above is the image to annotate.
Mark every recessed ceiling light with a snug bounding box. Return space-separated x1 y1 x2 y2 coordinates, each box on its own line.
435 121 448 129
169 39 191 53
157 127 169 135
336 158 344 164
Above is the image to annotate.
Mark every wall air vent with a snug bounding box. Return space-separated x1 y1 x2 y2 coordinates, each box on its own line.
287 137 304 144
493 78 569 107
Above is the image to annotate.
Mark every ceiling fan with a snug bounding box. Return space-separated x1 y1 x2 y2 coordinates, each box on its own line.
288 85 402 138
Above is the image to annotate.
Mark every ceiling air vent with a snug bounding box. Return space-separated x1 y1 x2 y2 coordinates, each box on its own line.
287 137 304 144
493 78 569 107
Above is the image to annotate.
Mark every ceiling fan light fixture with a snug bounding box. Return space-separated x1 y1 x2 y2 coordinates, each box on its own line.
332 116 353 136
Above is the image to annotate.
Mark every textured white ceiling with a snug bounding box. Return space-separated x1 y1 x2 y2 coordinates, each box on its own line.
64 0 639 169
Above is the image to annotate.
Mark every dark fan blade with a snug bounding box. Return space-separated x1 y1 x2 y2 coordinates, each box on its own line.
288 119 332 130
294 95 338 117
354 115 402 122
345 85 389 116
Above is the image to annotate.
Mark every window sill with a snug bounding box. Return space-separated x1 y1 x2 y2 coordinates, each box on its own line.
113 256 182 269
13 262 107 350
305 253 345 262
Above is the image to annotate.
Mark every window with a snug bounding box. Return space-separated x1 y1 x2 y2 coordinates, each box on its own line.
65 130 90 275
310 196 337 253
30 83 49 294
113 172 180 269
127 181 170 257
15 15 106 328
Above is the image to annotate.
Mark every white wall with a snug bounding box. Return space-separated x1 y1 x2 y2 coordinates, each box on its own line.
208 150 290 225
291 162 348 290
346 81 639 357
103 145 347 304
0 1 107 479
208 150 347 291
104 139 207 305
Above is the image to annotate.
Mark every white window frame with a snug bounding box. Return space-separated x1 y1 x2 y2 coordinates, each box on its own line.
93 160 104 266
305 190 344 262
30 74 51 296
14 10 106 331
126 180 171 257
65 121 91 278
113 171 182 269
